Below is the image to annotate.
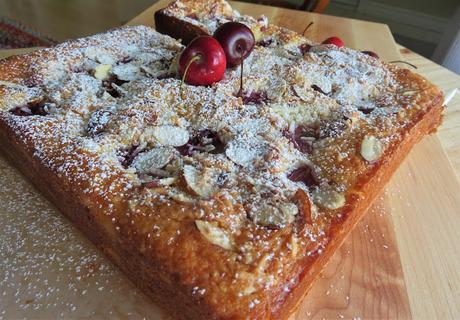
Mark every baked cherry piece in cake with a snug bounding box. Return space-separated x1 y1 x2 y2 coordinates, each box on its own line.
0 0 444 319
9 99 50 116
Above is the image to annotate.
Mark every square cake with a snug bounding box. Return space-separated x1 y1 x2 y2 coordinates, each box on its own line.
0 0 443 318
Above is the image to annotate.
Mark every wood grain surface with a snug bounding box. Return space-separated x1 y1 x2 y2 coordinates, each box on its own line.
387 134 460 320
1 2 460 319
296 196 411 319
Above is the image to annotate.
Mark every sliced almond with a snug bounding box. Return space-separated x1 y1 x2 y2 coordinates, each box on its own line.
112 64 141 81
225 137 265 167
288 235 299 257
308 45 330 54
294 189 313 224
84 48 116 65
101 91 113 100
360 135 383 162
250 202 298 228
312 189 346 210
84 47 99 60
152 126 189 146
292 84 312 102
226 143 254 167
158 177 177 186
94 64 112 80
266 78 287 102
183 165 218 198
132 147 174 174
195 220 232 250
141 65 167 78
168 53 180 75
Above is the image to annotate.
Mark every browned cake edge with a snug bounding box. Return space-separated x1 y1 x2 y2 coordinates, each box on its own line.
155 9 208 45
273 94 444 319
0 120 214 320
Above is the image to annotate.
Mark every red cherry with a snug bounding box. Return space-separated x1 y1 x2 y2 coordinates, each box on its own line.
287 165 319 187
179 36 226 86
361 50 379 59
322 37 345 48
213 22 255 67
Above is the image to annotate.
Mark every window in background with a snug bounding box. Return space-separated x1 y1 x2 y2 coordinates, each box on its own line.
325 0 459 59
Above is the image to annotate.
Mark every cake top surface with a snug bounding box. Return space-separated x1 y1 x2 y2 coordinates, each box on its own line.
0 1 442 316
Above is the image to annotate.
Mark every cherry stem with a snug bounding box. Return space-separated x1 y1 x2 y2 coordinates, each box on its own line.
388 60 417 69
181 55 201 92
237 47 244 96
302 21 314 37
239 52 244 94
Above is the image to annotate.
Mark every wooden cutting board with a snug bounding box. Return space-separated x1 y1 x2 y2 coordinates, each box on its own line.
1 2 460 319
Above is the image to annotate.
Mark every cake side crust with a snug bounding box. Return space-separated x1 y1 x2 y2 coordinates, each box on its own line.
0 117 216 320
273 95 443 318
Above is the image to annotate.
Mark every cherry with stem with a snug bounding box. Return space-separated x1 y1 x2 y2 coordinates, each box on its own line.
180 55 201 94
213 22 255 97
178 35 226 88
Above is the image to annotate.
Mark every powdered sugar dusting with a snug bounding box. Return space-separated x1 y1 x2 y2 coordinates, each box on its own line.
0 2 442 316
0 156 163 319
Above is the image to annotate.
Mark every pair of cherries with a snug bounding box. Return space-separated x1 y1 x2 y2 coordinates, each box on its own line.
179 22 255 86
179 24 379 86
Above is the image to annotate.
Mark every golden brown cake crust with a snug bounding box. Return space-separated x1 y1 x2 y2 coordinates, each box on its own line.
0 5 444 320
155 10 207 45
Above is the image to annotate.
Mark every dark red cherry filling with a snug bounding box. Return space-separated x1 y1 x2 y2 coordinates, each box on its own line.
157 72 175 80
257 38 274 47
118 145 142 168
177 130 225 156
185 13 199 20
288 165 319 187
284 125 319 154
71 66 89 74
358 107 374 115
142 180 162 188
9 99 49 116
237 90 269 105
311 85 330 96
119 56 133 64
102 75 128 98
299 43 312 55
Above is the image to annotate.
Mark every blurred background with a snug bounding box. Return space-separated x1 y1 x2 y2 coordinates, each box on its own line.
0 0 459 73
